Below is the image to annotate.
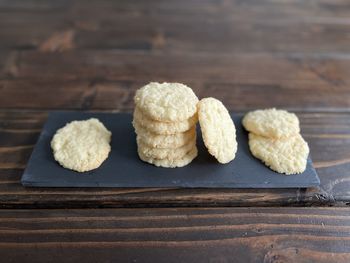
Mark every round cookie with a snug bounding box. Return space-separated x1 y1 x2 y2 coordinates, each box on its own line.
134 82 199 122
198 97 237 164
133 120 196 149
133 106 198 135
51 118 111 172
138 146 198 168
242 108 300 138
137 136 196 159
248 133 309 175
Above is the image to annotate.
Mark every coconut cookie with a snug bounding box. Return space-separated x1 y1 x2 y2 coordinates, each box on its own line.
137 136 196 160
133 121 196 149
133 106 198 135
134 82 199 122
249 133 309 175
242 108 300 139
138 146 198 168
198 97 237 164
51 118 111 172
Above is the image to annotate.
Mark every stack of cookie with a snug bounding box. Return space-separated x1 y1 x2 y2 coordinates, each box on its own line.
242 108 309 175
133 82 199 168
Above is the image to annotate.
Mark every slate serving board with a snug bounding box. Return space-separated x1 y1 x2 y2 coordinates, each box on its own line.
21 111 320 188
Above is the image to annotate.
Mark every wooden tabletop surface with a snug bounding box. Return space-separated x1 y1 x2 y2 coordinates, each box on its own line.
1 0 350 262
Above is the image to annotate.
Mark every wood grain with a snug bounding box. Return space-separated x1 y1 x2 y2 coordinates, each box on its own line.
1 0 350 260
1 0 350 53
0 207 349 262
1 51 350 111
0 110 349 208
1 0 350 112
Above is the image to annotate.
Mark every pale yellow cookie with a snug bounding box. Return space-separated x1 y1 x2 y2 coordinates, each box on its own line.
133 120 196 149
138 146 198 168
198 97 237 164
242 108 300 138
133 106 198 135
134 82 199 122
137 136 196 159
51 118 111 172
248 133 309 175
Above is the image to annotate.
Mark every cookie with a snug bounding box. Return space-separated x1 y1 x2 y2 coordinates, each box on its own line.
134 82 199 122
133 106 198 135
137 135 196 159
242 108 300 138
133 120 196 149
248 133 309 175
51 118 111 172
198 97 237 164
138 146 198 168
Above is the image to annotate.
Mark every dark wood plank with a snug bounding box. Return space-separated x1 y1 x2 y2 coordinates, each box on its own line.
0 110 349 208
0 207 350 262
1 0 350 52
1 51 350 111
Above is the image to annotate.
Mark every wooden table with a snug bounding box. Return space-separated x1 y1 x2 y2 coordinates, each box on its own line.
1 0 350 262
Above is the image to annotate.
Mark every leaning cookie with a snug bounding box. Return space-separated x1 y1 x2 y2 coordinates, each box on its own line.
242 108 300 139
198 97 237 164
133 120 196 149
134 82 199 122
51 118 111 172
133 106 198 135
138 146 198 168
248 133 309 175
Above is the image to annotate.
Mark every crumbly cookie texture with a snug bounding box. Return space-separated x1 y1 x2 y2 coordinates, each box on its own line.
248 133 309 175
138 146 198 168
133 106 198 135
242 108 300 138
134 82 199 122
198 97 237 164
137 135 196 159
133 120 196 149
51 118 111 172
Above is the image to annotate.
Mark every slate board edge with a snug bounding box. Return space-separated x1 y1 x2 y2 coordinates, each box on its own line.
21 111 321 189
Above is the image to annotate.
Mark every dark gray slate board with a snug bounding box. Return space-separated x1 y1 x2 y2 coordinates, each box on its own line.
21 111 320 188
